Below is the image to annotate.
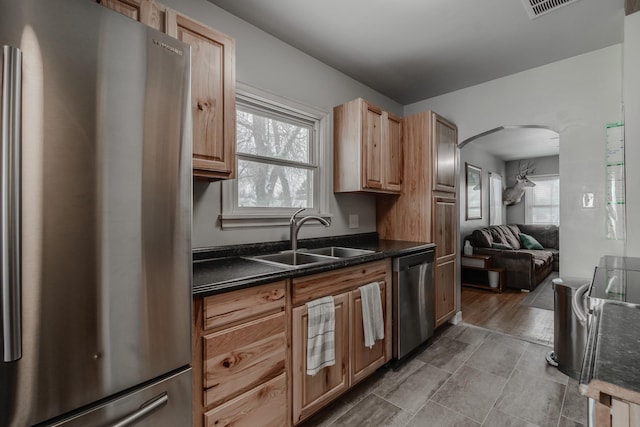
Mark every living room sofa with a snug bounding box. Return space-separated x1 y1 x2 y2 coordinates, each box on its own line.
465 224 558 291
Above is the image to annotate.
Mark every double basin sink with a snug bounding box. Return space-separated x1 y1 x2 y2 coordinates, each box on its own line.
247 246 374 268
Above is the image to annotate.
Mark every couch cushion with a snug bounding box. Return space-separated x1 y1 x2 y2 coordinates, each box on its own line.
517 224 559 249
520 249 553 268
489 225 522 250
520 233 544 250
471 228 493 248
492 242 513 250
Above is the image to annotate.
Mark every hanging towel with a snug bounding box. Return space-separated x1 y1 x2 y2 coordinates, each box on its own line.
359 282 384 348
306 296 336 376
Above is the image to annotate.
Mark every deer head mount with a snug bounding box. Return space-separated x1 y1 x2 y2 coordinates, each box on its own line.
503 161 536 206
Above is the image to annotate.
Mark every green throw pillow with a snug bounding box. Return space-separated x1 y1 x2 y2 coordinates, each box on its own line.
520 233 544 250
491 242 512 250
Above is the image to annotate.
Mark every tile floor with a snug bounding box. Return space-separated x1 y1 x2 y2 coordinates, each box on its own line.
301 323 587 427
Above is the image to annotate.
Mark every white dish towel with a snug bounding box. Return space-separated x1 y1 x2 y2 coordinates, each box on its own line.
360 282 384 348
306 295 336 376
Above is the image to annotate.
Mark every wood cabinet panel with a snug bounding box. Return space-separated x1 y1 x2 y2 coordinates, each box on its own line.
376 112 433 242
166 10 236 180
350 282 389 385
193 282 288 427
385 113 403 192
97 0 165 31
433 195 457 261
204 373 287 427
292 293 350 424
363 104 384 189
432 114 457 193
203 311 286 407
334 98 402 194
435 259 456 327
292 260 389 306
376 110 458 329
203 281 285 330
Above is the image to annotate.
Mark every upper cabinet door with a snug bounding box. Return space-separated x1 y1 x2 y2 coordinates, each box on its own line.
384 112 403 192
432 113 457 193
334 98 402 194
166 10 236 181
98 0 165 31
362 103 384 190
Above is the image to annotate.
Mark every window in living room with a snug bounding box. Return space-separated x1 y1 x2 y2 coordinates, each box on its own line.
524 174 560 225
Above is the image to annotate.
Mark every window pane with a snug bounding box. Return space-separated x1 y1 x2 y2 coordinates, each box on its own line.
525 175 560 225
237 159 313 208
236 109 311 163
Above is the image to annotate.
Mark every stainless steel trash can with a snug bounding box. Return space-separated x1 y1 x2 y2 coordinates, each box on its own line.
546 278 589 380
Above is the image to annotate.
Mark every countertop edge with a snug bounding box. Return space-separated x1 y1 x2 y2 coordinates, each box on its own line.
192 241 435 298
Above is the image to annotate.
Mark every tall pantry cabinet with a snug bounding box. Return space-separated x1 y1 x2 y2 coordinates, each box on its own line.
377 111 458 327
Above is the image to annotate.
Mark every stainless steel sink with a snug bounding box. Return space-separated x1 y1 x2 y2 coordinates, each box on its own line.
305 246 374 258
250 251 338 268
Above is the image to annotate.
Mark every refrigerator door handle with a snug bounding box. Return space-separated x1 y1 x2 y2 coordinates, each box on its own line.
1 45 22 363
112 393 169 427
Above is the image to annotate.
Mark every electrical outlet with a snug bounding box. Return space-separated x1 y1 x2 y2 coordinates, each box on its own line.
348 214 359 229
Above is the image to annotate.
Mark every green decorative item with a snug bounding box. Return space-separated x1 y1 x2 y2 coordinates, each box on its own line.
491 242 512 250
520 233 544 249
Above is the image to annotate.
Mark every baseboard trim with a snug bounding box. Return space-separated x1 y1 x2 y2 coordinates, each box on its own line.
449 311 463 325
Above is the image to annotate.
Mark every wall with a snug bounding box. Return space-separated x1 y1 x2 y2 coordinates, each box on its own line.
406 45 625 279
624 11 640 256
505 155 559 224
458 143 506 244
162 0 403 248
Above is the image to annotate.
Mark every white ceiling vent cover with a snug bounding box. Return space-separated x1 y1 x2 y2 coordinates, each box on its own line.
521 0 581 19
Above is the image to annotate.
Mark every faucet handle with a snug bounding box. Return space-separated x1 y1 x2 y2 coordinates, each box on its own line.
290 208 306 222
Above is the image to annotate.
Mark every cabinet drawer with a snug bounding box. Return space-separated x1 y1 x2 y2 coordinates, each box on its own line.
203 311 286 407
203 281 285 330
204 373 287 427
292 260 389 306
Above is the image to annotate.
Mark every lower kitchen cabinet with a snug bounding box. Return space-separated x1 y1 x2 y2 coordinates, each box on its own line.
290 260 392 425
291 293 350 423
433 194 457 327
192 281 288 427
203 373 287 427
350 283 388 384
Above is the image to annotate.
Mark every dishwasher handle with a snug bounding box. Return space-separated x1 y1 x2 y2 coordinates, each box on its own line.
393 249 434 271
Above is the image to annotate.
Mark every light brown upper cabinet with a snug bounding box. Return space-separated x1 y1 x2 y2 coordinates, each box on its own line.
166 10 236 180
334 98 402 194
97 0 166 31
432 114 458 193
99 0 237 181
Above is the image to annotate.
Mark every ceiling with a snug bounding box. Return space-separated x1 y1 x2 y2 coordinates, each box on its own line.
461 127 560 161
207 0 624 104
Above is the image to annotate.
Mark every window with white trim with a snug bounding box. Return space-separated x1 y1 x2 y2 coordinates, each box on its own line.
524 174 560 225
221 84 330 228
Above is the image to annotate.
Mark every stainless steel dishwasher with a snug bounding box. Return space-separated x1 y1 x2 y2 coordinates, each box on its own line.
393 248 435 360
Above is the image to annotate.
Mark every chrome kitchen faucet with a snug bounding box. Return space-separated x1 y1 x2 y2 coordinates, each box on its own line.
289 208 331 252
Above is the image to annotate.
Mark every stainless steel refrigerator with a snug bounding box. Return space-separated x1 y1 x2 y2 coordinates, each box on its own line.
1 1 193 425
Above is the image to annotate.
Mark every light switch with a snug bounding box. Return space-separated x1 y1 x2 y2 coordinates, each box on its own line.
348 214 359 229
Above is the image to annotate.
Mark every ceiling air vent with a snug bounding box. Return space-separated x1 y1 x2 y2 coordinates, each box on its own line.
521 0 581 19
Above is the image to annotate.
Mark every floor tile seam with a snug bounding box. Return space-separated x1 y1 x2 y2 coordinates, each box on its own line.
509 365 569 426
421 331 492 406
478 342 528 426
512 365 569 386
473 324 553 348
559 381 584 423
427 399 482 426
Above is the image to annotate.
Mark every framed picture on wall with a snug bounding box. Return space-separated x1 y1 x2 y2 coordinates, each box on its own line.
466 163 482 220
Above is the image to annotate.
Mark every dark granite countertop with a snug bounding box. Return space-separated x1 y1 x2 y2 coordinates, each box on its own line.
192 233 434 297
579 301 640 403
